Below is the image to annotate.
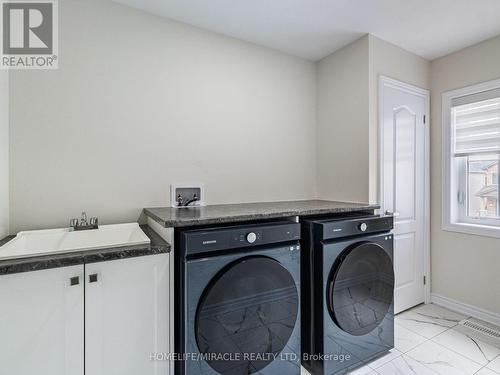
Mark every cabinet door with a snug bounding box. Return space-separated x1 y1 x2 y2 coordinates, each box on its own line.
0 266 84 375
85 254 170 375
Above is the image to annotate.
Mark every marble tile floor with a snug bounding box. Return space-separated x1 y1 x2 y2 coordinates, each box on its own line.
301 303 500 375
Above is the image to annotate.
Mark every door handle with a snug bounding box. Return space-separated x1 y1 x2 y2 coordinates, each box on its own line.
385 210 400 217
89 274 98 283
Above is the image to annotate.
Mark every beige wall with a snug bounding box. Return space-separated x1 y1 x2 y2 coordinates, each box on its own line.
9 0 317 232
316 36 370 202
0 71 8 238
316 35 429 204
368 35 430 203
6 0 500 315
430 35 500 314
315 33 499 314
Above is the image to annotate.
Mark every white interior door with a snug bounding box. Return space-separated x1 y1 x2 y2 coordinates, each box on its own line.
380 76 428 314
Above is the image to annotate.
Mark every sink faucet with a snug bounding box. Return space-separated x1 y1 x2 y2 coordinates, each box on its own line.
80 212 88 226
70 212 99 231
176 194 184 207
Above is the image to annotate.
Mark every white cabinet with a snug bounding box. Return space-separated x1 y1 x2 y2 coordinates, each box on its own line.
0 265 85 375
85 254 170 375
0 254 170 375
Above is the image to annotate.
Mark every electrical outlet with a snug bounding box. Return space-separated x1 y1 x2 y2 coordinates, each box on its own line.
170 184 205 208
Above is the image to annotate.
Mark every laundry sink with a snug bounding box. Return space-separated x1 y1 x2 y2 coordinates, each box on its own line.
0 223 150 261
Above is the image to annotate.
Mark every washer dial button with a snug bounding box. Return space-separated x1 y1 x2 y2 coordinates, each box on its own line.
359 223 368 232
246 232 257 243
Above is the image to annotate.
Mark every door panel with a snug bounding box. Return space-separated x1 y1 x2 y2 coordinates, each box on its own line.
85 254 170 375
381 78 427 313
393 233 416 287
0 266 84 375
394 108 416 221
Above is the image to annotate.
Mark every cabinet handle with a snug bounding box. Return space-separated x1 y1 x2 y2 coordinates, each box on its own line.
89 274 98 283
70 276 80 286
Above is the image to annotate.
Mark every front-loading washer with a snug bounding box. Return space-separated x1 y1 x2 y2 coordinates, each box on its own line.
301 215 394 375
175 220 302 375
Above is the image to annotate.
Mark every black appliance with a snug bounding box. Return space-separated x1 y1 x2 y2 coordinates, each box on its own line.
301 214 394 375
175 221 302 375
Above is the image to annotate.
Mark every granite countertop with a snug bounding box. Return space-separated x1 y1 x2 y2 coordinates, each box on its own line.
0 225 170 275
144 199 379 228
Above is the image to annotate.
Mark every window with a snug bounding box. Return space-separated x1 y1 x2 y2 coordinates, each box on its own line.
443 79 500 237
460 154 499 220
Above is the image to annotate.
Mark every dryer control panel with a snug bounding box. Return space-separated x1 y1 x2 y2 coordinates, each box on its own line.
316 215 393 241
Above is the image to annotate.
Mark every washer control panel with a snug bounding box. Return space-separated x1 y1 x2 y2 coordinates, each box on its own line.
246 232 257 243
181 221 301 256
232 230 262 244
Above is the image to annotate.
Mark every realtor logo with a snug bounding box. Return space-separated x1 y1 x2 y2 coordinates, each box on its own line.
1 0 58 69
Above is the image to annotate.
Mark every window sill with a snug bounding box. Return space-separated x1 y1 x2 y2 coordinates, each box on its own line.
442 221 500 239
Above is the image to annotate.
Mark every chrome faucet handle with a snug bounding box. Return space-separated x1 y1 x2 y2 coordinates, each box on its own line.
69 218 79 228
176 194 184 206
80 212 88 226
90 217 98 226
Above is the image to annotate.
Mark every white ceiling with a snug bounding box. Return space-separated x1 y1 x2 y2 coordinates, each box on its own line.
114 0 500 61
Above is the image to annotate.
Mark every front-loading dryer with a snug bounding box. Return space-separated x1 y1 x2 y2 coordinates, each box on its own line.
175 221 302 375
301 215 394 375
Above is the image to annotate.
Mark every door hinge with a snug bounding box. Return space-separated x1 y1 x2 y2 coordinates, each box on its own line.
423 276 427 285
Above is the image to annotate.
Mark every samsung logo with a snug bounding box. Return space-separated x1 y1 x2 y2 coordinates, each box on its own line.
332 228 342 232
203 240 217 245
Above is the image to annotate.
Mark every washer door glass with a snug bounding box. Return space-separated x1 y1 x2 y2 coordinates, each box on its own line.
196 256 298 375
327 242 394 336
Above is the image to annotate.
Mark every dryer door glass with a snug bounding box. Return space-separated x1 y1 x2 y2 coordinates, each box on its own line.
195 256 298 374
327 242 394 336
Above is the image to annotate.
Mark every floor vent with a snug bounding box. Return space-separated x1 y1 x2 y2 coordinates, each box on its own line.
457 318 500 348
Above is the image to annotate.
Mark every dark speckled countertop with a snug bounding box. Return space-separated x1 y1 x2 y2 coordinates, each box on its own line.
144 200 379 228
0 225 170 275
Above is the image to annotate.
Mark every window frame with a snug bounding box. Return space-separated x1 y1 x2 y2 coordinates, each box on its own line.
442 78 500 238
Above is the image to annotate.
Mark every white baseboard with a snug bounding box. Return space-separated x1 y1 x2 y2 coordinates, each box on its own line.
431 293 500 327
